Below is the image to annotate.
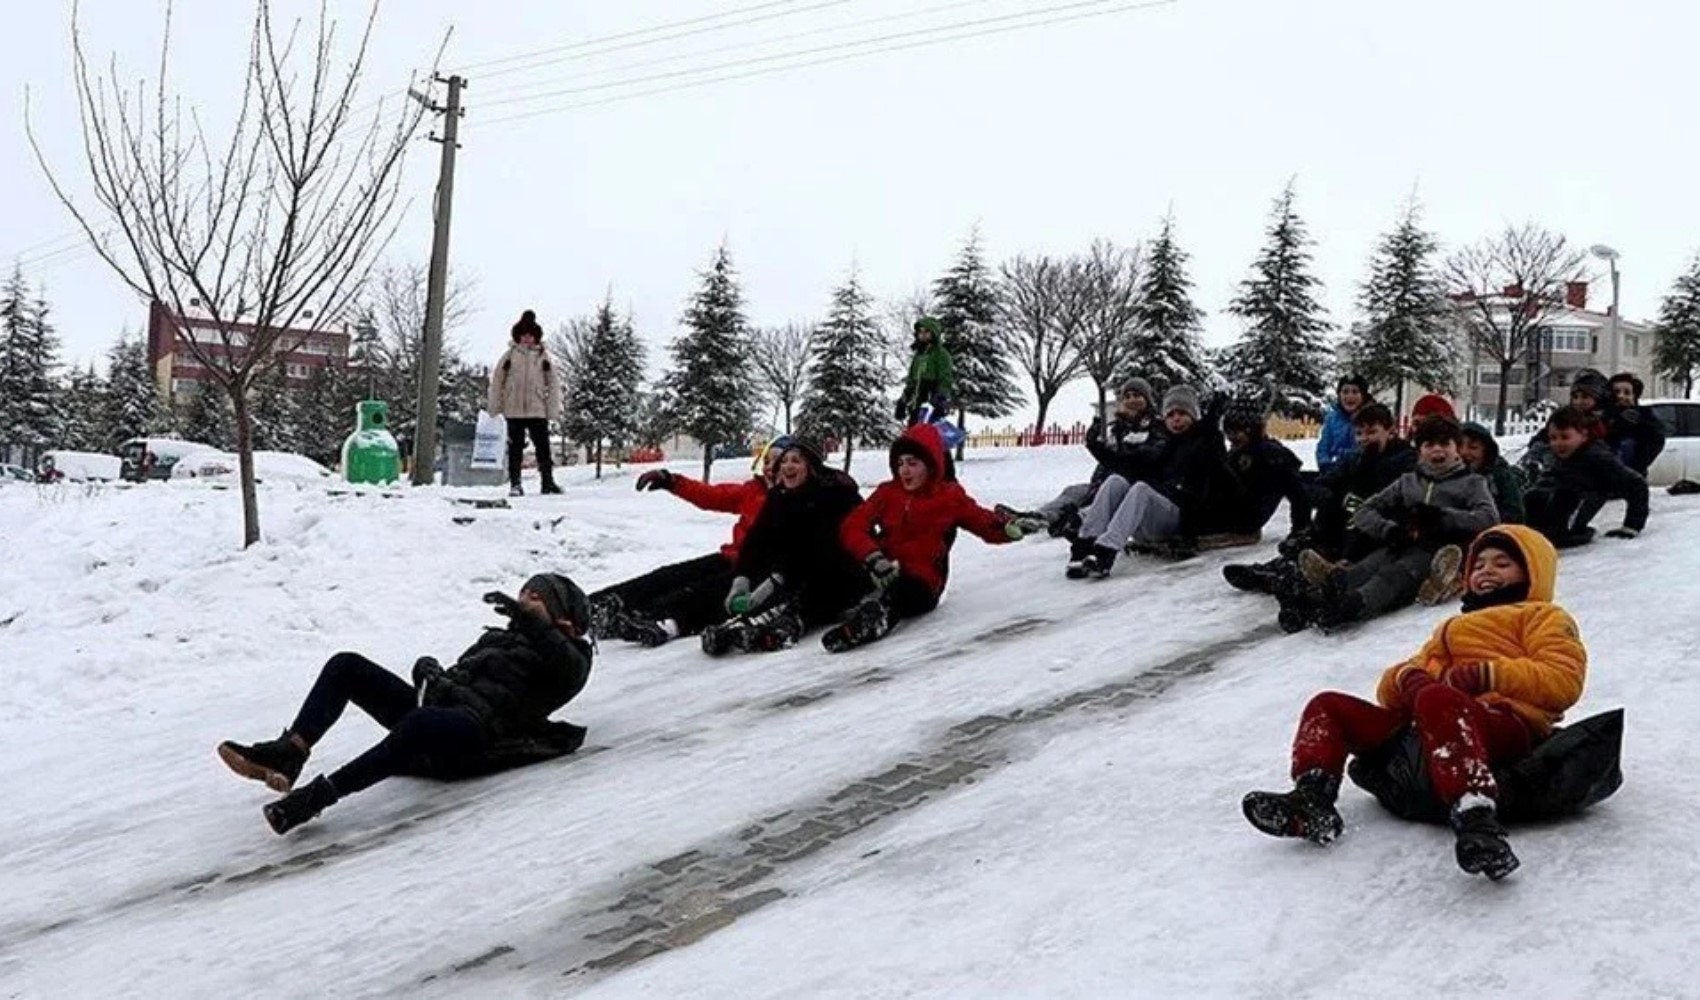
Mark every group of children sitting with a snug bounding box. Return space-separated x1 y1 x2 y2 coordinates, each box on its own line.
216 370 1640 884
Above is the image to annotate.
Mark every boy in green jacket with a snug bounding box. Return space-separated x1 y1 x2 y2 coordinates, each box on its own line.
899 316 956 425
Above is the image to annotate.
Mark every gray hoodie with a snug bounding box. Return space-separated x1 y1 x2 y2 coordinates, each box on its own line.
1351 459 1499 545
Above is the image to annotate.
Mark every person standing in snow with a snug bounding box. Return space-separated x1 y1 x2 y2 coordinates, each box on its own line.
488 310 562 496
1243 525 1586 881
589 439 785 647
825 422 1023 651
700 438 865 655
1315 376 1371 474
897 316 956 426
217 575 593 835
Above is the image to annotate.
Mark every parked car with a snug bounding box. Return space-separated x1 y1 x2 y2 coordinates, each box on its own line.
169 449 333 484
0 463 36 485
1644 399 1700 488
38 451 123 482
118 437 214 482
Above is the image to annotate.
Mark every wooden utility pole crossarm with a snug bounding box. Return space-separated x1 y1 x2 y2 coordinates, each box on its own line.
411 74 465 486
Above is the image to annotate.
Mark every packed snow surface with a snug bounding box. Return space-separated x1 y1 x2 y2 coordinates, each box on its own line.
0 444 1696 998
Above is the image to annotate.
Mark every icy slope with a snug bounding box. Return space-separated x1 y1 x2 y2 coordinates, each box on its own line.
0 450 1693 999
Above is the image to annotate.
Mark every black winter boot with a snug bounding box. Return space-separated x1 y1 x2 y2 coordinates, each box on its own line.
1243 769 1345 846
1223 556 1285 594
700 621 739 657
738 604 806 653
587 593 624 641
218 731 309 792
1451 798 1519 880
263 775 340 835
1271 569 1321 634
1081 544 1119 577
1065 537 1097 578
821 597 896 653
616 613 673 648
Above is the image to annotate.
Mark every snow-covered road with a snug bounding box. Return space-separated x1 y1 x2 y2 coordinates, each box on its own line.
1 446 1695 998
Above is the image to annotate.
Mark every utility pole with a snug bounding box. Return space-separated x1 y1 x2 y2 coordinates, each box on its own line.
410 74 464 486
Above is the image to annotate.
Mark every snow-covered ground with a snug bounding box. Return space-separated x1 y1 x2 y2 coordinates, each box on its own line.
1 444 1696 999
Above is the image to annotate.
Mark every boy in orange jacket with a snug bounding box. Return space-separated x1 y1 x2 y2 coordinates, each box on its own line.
1243 524 1585 880
824 423 1021 651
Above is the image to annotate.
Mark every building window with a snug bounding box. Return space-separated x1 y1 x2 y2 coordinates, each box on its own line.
1546 328 1591 353
1625 334 1640 358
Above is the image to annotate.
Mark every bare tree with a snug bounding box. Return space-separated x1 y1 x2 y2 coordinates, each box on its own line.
367 261 476 372
1073 240 1145 419
28 1 430 546
1443 224 1587 434
551 319 595 461
751 322 816 435
995 255 1089 436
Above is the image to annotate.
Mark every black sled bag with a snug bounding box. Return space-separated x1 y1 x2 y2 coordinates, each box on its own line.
1346 709 1624 825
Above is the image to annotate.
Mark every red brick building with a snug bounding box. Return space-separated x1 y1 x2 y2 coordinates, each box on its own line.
146 299 350 401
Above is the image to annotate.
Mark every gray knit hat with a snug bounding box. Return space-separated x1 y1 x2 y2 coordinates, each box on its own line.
523 573 591 632
1161 384 1202 421
1118 376 1155 405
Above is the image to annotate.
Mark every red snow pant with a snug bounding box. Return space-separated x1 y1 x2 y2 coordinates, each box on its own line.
1290 685 1533 805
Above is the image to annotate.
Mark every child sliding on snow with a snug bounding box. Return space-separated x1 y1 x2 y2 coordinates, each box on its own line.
1243 526 1586 880
825 423 1022 651
217 575 593 834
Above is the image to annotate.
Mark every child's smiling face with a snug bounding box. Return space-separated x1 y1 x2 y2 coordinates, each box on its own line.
1468 546 1527 596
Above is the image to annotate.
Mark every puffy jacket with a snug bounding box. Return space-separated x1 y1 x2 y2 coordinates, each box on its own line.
1352 460 1499 549
1315 403 1358 473
1085 409 1161 484
1534 439 1650 533
488 342 561 422
427 618 593 739
1607 405 1667 476
1189 436 1312 537
1133 417 1228 514
670 474 768 561
840 423 1012 596
902 338 956 412
1377 525 1585 738
736 463 863 585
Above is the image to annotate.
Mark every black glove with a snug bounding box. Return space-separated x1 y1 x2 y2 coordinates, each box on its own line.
483 590 522 619
1409 505 1446 537
894 397 908 419
1277 530 1311 560
1604 527 1639 540
1086 416 1105 444
412 656 445 706
928 394 951 421
636 469 674 492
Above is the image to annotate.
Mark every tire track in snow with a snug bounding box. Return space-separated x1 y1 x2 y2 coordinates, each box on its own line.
417 621 1285 992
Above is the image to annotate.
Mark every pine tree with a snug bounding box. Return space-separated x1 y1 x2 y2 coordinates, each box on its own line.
662 244 757 480
179 384 235 450
0 269 63 462
57 364 109 451
933 228 1022 439
1346 198 1457 412
569 297 646 477
294 364 355 467
1223 183 1334 417
799 268 892 472
1130 215 1210 392
104 335 173 448
1654 252 1700 397
246 357 299 452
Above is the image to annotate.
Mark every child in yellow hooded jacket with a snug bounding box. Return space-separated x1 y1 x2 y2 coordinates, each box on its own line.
1243 524 1586 880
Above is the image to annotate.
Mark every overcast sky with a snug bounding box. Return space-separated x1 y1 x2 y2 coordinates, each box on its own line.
5 0 1698 426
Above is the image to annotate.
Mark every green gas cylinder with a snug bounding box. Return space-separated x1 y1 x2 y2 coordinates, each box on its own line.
342 399 401 484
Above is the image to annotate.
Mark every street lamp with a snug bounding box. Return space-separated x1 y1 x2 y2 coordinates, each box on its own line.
1590 244 1621 375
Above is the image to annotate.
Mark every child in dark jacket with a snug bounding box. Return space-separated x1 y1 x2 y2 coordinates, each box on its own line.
1607 372 1666 477
1244 526 1585 880
1223 404 1410 596
1065 385 1223 578
1191 394 1312 543
826 423 1021 651
700 438 865 655
1525 405 1650 548
1005 377 1160 537
218 574 594 835
1459 422 1526 525
1280 416 1498 632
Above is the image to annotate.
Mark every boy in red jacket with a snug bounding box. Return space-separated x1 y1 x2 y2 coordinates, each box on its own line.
825 423 1022 651
588 437 785 646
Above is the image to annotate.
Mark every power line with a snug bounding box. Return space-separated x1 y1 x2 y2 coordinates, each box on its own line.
477 0 1176 125
476 0 1003 101
455 0 823 77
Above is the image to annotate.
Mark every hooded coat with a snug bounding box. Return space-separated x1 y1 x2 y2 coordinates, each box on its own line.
1316 403 1360 472
839 423 1013 596
488 342 562 422
424 616 593 740
1351 459 1500 549
1189 434 1312 537
1376 525 1586 739
1607 405 1667 475
901 337 956 413
735 445 863 586
1460 422 1527 524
